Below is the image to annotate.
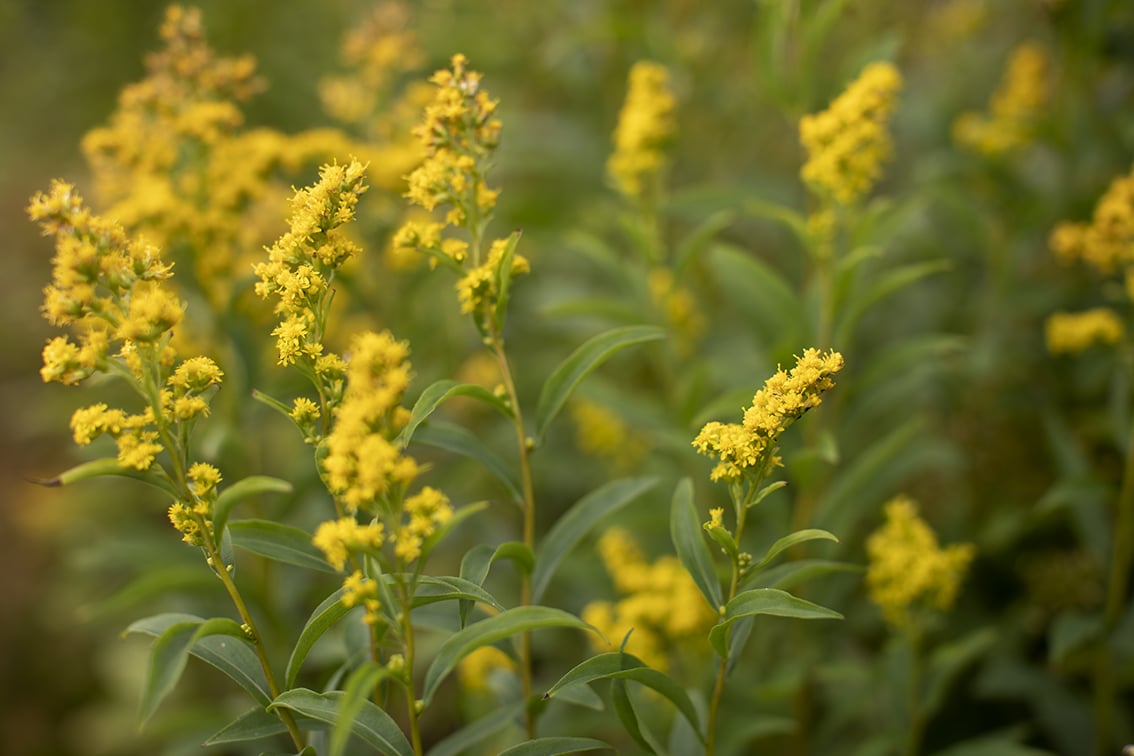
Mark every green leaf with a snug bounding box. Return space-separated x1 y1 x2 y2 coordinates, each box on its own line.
743 197 808 245
423 606 598 705
497 738 614 756
494 230 524 327
83 564 215 620
750 528 838 572
427 702 525 756
228 519 335 573
531 476 658 603
833 259 950 347
674 209 735 273
34 457 179 498
749 480 788 508
419 501 490 560
286 587 351 689
125 613 271 706
612 677 655 754
545 652 703 741
403 575 506 612
745 559 862 591
331 663 403 756
708 589 843 657
251 389 296 420
269 688 412 756
458 542 533 627
535 325 666 444
670 478 723 610
399 380 513 447
132 615 249 725
706 243 804 348
704 524 739 564
204 706 288 745
410 420 522 504
213 476 293 542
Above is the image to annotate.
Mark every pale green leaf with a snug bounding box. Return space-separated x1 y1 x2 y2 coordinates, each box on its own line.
214 476 293 541
410 420 522 504
228 519 334 573
399 380 513 447
708 589 843 657
204 706 288 745
35 457 179 498
286 587 351 689
427 702 525 756
750 528 839 572
670 478 722 610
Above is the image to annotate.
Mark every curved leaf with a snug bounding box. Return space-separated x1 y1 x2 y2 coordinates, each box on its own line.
612 676 656 754
399 380 513 447
459 542 534 626
706 243 805 347
670 478 722 610
423 606 597 705
269 688 412 756
742 196 808 244
535 325 666 444
204 706 288 745
34 457 179 498
494 230 524 327
213 476 293 540
331 663 404 756
498 738 614 756
675 209 735 273
427 702 525 756
833 259 950 347
286 587 351 689
228 519 334 573
708 589 843 657
403 575 505 612
410 420 522 504
750 528 839 572
531 476 657 603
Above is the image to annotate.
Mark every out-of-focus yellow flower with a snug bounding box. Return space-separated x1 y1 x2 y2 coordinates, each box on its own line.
457 645 515 694
569 399 651 473
954 42 1050 156
607 61 677 200
800 62 902 205
693 348 844 482
1045 309 1124 354
1050 164 1134 275
647 267 705 356
865 496 975 630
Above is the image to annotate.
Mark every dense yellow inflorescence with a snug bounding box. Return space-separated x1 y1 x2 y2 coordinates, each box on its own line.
800 62 902 205
1049 163 1134 275
693 349 844 482
607 61 677 201
581 528 716 671
954 42 1051 156
865 496 975 630
1045 309 1124 354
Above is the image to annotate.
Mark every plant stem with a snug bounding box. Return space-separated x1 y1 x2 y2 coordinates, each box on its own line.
904 629 925 756
706 502 748 755
490 333 538 738
401 588 425 756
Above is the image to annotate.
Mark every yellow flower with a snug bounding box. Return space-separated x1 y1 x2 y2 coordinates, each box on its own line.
1049 163 1134 275
313 517 386 571
800 62 902 204
954 42 1050 156
647 267 705 356
457 645 515 694
1045 309 1124 354
570 399 651 473
865 496 975 629
455 237 530 319
393 486 453 562
607 61 677 200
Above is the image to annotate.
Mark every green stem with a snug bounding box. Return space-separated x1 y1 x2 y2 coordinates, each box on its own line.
706 501 749 755
904 629 925 756
401 586 425 756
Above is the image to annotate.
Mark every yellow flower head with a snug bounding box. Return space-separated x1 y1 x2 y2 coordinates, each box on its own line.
865 496 975 629
457 645 515 694
570 398 651 473
954 42 1050 156
800 62 902 205
607 61 677 200
313 517 386 571
1049 163 1134 275
693 348 844 482
1045 309 1124 354
393 486 453 563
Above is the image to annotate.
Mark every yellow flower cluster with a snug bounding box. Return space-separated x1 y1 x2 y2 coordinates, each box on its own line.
865 496 975 629
954 42 1050 156
607 61 677 200
581 528 715 671
693 349 844 482
167 462 223 545
392 486 454 562
1049 163 1134 275
313 517 386 571
569 398 651 473
254 160 368 366
800 62 902 205
647 267 705 356
1045 309 1124 354
342 570 383 626
457 645 515 693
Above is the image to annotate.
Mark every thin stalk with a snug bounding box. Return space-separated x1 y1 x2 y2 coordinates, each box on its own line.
401 588 425 756
490 333 538 738
706 502 749 755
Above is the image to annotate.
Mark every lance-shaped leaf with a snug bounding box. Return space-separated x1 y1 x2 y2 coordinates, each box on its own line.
670 478 723 610
286 587 351 689
708 589 843 657
749 528 838 572
128 615 250 724
531 476 657 604
498 738 615 756
703 523 739 564
423 606 597 705
269 688 412 756
399 379 513 447
228 519 334 573
459 541 534 626
427 702 525 756
411 420 522 504
396 575 505 612
331 662 406 756
545 652 703 742
535 325 666 445
213 476 293 540
204 706 289 745
34 457 179 498
493 230 524 327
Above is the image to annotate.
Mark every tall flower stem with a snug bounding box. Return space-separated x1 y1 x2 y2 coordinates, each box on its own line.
490 332 538 738
706 500 749 756
401 587 425 756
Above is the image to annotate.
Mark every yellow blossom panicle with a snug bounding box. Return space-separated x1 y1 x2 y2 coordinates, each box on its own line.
954 42 1051 156
454 236 530 327
341 570 383 626
1045 309 1125 354
581 528 716 671
457 645 516 694
392 486 454 563
800 62 902 205
1049 164 1134 275
693 348 844 482
865 496 975 630
607 61 677 201
569 398 651 473
313 517 386 572
254 160 368 370
321 330 419 514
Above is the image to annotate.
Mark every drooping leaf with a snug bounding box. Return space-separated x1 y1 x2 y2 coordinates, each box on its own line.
612 676 655 754
213 476 293 540
497 737 615 756
401 575 505 612
286 587 351 689
427 702 525 756
204 706 288 745
399 380 513 447
331 663 404 756
531 476 657 603
750 528 839 572
535 325 666 444
228 519 334 573
34 457 179 498
269 688 412 756
459 542 534 626
743 196 808 245
410 420 522 504
708 589 843 657
423 606 597 705
670 478 723 610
